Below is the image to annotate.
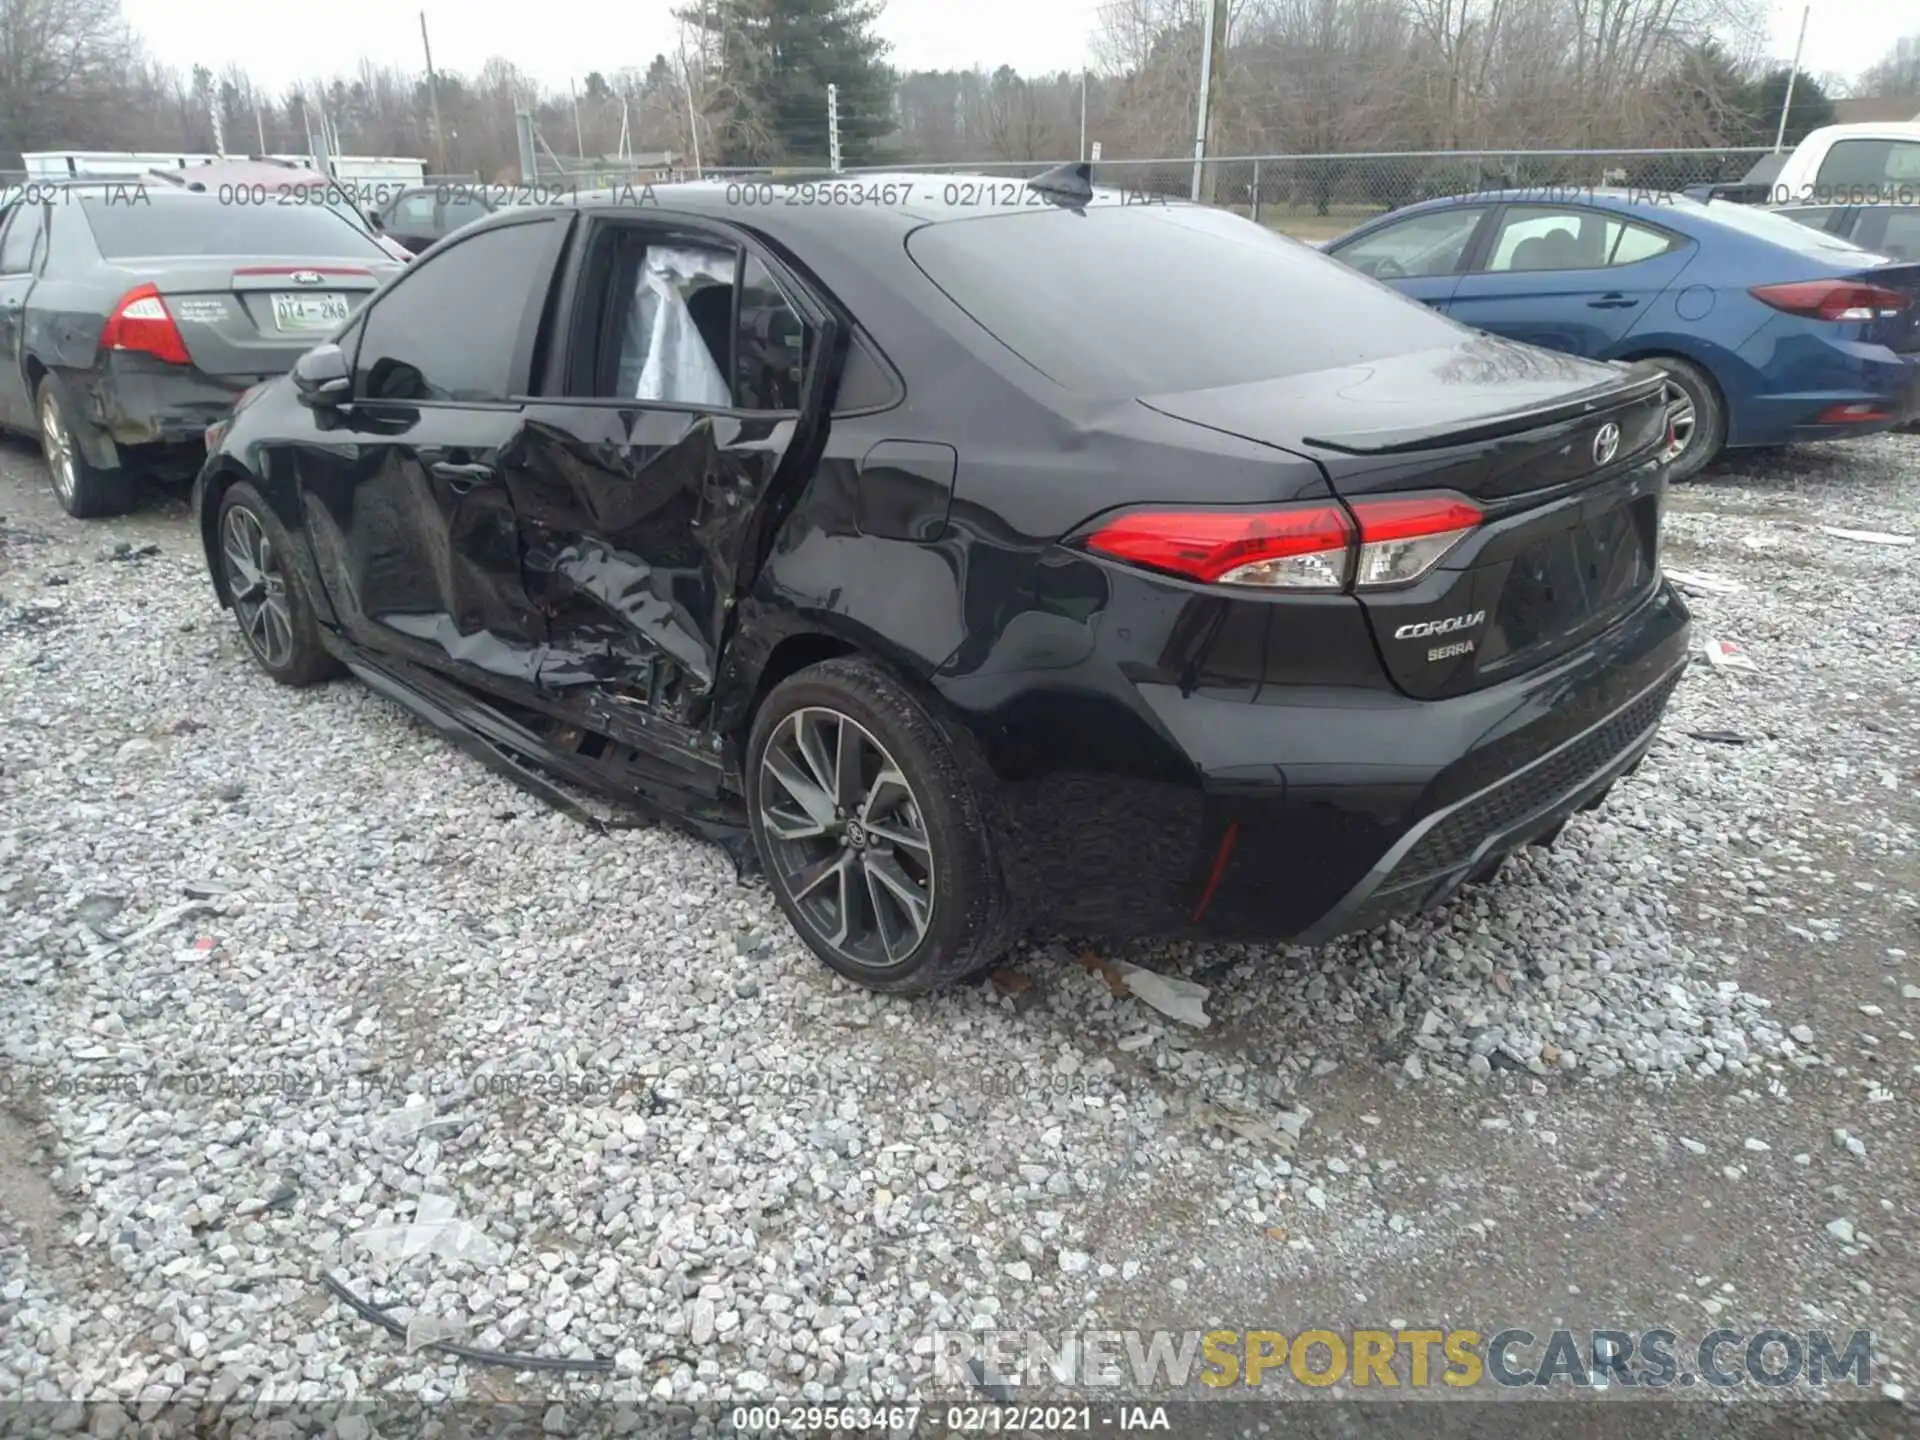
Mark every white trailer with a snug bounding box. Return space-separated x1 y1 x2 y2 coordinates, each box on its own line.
21 151 427 184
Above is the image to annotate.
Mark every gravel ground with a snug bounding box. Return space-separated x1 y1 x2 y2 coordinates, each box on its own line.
0 433 1917 1434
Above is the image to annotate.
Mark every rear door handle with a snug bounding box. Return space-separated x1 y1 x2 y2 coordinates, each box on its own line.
1588 294 1637 309
430 460 496 492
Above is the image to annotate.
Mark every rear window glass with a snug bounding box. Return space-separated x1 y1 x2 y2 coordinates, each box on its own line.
1816 139 1920 192
906 204 1465 396
1665 195 1869 258
79 197 390 260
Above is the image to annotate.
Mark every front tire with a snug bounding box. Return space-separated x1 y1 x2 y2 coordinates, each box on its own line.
1654 357 1726 482
746 658 1013 994
36 374 136 519
215 481 340 687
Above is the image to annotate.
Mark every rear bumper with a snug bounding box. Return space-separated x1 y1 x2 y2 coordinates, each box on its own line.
80 354 261 460
969 581 1692 944
1293 662 1676 942
1728 329 1920 446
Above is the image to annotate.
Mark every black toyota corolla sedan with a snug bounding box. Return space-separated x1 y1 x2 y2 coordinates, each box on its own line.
194 168 1692 994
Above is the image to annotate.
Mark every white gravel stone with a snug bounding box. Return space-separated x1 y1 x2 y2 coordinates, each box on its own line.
1 435 1917 1406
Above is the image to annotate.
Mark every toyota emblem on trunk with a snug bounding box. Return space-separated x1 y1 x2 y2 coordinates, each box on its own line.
1592 422 1621 467
291 271 324 286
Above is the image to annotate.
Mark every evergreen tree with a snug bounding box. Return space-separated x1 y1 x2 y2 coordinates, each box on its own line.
675 0 894 167
1737 69 1834 149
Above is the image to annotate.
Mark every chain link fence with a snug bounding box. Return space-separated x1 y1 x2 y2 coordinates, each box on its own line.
0 147 1780 244
694 147 1776 240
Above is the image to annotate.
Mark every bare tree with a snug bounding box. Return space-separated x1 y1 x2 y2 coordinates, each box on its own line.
1860 36 1920 101
0 0 145 162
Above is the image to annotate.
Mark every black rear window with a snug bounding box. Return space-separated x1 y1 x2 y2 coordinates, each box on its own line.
79 196 390 260
905 203 1465 396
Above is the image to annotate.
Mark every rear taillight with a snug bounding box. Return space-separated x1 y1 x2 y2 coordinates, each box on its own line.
1347 494 1484 587
1749 280 1910 323
1080 493 1482 591
101 284 189 365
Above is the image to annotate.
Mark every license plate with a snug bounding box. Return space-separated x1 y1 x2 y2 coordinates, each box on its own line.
270 293 350 332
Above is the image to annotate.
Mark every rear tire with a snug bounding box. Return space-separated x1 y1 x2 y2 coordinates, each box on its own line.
215 481 341 687
1652 357 1726 482
746 658 1013 995
36 374 136 519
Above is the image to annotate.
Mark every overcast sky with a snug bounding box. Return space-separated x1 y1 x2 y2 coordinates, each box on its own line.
119 0 1914 98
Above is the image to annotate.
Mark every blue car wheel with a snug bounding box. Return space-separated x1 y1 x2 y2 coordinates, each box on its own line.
1652 357 1726 481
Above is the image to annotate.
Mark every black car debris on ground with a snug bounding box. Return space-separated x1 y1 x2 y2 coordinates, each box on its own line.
194 165 1693 993
0 181 402 518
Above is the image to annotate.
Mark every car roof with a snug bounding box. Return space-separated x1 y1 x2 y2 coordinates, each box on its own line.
533 172 1176 235
1352 186 1812 233
1378 187 1694 217
1795 122 1920 142
143 161 335 190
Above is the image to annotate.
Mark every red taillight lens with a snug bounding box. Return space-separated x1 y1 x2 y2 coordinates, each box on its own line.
1082 503 1354 589
101 284 190 365
1079 493 1482 591
1749 280 1910 323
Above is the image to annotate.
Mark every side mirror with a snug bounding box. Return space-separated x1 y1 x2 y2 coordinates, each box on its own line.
292 343 352 408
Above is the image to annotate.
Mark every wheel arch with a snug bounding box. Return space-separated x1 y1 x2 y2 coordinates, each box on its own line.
724 628 862 751
1613 343 1728 401
197 459 255 609
22 352 47 405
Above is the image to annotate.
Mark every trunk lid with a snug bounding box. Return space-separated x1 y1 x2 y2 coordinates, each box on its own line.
1140 337 1673 700
141 259 393 379
1856 260 1920 354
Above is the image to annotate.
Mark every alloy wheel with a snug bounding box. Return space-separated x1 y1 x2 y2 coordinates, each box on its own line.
1664 391 1696 464
757 706 936 969
220 505 295 670
39 392 75 506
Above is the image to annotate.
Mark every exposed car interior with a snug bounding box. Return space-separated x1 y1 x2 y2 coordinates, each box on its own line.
1509 228 1582 270
583 231 811 410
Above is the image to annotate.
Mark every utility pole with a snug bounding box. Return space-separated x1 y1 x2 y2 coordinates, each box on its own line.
1189 0 1227 202
1773 3 1810 153
254 104 267 155
421 11 448 173
515 110 538 184
570 78 586 168
827 83 842 172
677 27 703 177
1080 69 1088 162
210 89 226 158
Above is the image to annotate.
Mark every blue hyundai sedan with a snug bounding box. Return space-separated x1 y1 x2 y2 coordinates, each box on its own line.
1324 189 1920 478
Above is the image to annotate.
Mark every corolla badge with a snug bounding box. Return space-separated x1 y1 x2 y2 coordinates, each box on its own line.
1592 421 1621 467
1395 610 1485 640
291 270 325 286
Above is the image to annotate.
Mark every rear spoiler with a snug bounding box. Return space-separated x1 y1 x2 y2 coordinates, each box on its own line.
1683 181 1772 205
1302 365 1672 455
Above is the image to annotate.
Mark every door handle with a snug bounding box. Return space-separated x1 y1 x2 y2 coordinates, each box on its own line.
430 460 495 492
1588 294 1637 309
